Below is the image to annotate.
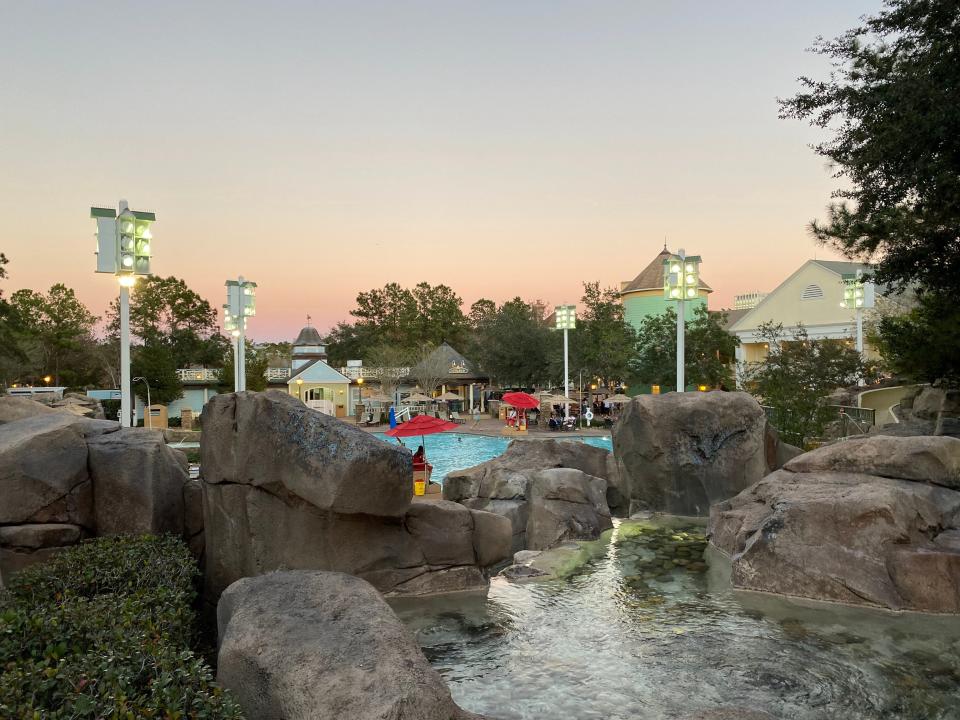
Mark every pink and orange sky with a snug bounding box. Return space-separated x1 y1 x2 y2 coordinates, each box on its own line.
0 1 873 342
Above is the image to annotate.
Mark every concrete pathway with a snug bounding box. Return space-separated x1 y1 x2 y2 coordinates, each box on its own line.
858 384 923 427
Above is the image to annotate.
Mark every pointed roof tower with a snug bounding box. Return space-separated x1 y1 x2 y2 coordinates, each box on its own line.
620 246 713 295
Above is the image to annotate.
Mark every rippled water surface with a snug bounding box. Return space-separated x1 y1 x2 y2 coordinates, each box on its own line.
373 432 612 483
391 521 960 720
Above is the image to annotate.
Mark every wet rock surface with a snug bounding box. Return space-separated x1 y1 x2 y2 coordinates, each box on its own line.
709 435 960 613
201 391 511 599
217 570 490 720
612 391 791 517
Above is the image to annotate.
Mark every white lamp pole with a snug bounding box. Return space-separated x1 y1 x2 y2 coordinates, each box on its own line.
663 247 701 393
133 376 151 429
225 277 257 391
842 269 875 387
553 305 576 420
91 201 155 428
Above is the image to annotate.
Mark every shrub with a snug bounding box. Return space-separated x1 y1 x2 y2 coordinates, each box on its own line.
0 535 243 719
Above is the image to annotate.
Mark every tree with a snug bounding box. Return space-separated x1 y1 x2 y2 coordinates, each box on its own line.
107 275 225 369
472 298 553 387
780 0 960 383
629 306 739 389
7 284 98 386
570 283 636 386
217 342 269 392
0 253 28 384
131 341 182 405
409 344 449 397
742 322 864 446
875 292 960 385
365 344 413 399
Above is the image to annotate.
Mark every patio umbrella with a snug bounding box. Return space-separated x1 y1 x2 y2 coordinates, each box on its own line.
438 391 461 402
384 414 458 457
606 394 633 404
501 391 540 409
365 392 392 403
403 392 434 403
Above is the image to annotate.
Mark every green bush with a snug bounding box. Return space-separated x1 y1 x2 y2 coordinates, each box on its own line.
0 535 243 719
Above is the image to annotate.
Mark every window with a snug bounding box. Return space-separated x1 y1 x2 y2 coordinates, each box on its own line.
800 284 824 300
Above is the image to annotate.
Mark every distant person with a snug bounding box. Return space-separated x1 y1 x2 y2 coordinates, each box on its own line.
413 445 425 465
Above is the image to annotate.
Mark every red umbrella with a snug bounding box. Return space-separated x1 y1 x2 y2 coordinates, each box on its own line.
501 391 540 409
384 414 458 438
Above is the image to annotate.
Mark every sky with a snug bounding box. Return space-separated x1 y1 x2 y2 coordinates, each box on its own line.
0 1 877 342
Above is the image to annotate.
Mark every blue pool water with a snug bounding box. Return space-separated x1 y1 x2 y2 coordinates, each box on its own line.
372 432 612 483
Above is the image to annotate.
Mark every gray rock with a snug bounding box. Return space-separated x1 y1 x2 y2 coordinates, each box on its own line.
784 435 960 489
613 391 776 517
201 393 511 599
513 549 543 564
0 414 95 526
0 396 59 424
525 468 612 550
0 523 81 549
201 390 411 517
216 570 487 720
88 429 188 536
709 434 960 613
443 439 616 550
500 563 548 579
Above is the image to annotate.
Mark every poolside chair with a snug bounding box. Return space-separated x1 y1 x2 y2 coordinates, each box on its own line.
451 411 466 424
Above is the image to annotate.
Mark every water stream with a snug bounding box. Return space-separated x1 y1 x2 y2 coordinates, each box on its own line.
391 520 960 719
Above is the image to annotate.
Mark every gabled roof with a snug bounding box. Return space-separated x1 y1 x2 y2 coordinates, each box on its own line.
812 260 873 277
621 247 713 294
408 342 486 381
288 358 350 383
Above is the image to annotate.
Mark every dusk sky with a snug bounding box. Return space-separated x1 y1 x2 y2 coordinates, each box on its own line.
0 1 876 342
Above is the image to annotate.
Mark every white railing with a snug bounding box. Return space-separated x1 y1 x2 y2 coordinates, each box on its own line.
267 367 291 381
176 368 219 382
339 366 409 380
306 398 335 416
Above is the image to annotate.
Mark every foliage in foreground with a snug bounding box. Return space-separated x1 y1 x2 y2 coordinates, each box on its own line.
742 322 864 446
0 535 243 719
876 292 960 386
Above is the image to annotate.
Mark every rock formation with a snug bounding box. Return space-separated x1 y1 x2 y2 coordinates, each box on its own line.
443 440 615 551
0 408 192 584
612 391 799 516
217 570 489 720
709 434 960 613
878 385 960 438
200 390 511 598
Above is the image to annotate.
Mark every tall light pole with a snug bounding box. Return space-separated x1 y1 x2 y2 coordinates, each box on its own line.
91 201 155 428
842 269 875 387
663 248 701 393
554 305 576 420
224 277 257 391
133 376 152 429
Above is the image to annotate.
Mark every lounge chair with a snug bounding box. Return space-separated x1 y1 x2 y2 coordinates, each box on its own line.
451 411 466 424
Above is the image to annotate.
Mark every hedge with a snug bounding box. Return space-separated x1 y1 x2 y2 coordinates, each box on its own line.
0 535 243 719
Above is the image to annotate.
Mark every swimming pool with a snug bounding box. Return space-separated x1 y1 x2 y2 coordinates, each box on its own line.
373 432 612 483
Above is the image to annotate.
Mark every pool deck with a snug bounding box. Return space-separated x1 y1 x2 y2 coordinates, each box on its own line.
346 415 614 439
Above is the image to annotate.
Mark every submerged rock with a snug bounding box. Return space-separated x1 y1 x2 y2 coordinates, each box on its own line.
217 570 490 720
612 391 796 517
709 435 960 613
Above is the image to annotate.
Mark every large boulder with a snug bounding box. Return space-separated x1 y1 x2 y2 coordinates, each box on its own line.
526 469 612 550
443 440 614 551
217 571 488 720
612 391 785 516
87 429 189 535
201 391 510 599
709 435 960 613
0 396 59 424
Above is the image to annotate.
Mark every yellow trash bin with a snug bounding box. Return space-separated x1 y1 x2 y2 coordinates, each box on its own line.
413 468 429 496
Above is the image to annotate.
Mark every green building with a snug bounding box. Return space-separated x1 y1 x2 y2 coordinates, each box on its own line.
620 246 712 332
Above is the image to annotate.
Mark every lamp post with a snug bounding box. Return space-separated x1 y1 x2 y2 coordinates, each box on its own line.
553 305 576 420
663 248 701 393
357 376 364 415
133 376 152 429
296 377 304 401
224 277 257 391
842 269 875 387
91 200 155 428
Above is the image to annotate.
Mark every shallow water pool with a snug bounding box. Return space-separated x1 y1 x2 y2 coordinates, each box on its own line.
373 432 612 483
391 521 960 720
